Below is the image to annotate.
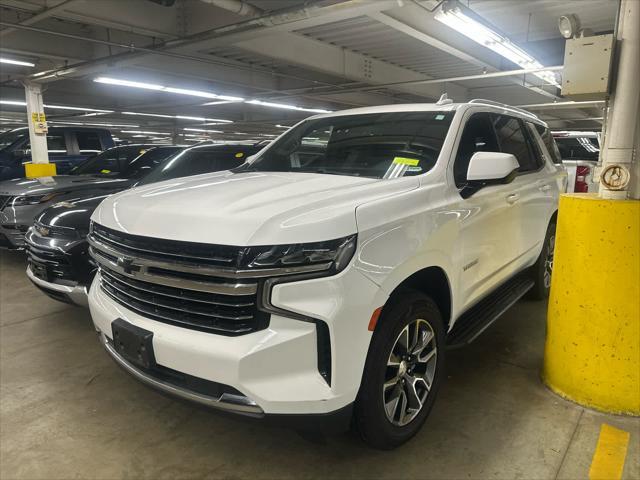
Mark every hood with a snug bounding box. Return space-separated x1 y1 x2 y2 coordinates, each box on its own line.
37 194 109 233
93 171 419 245
0 175 131 196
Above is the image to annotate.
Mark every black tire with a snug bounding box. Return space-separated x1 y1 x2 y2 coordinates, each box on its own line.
354 291 445 450
527 220 556 300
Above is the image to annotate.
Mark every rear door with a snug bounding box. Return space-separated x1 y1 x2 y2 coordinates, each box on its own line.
492 115 550 270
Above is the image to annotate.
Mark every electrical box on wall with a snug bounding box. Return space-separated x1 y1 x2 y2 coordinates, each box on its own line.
562 34 614 100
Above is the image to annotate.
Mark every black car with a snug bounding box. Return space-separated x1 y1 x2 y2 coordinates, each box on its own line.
25 143 263 305
0 144 181 249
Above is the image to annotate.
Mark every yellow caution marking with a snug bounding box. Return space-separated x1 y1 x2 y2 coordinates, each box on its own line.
24 162 56 178
589 424 630 480
392 156 420 166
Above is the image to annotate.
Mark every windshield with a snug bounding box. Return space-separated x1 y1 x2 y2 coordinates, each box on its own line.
70 145 154 176
0 130 27 152
554 137 600 161
237 111 455 178
137 145 260 185
122 146 183 179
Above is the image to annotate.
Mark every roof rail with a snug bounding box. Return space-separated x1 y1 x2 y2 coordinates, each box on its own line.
468 99 540 120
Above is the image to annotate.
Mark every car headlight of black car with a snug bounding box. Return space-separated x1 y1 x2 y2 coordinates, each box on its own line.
11 192 67 207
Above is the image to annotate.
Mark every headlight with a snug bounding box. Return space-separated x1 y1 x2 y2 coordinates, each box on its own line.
11 192 65 207
242 235 357 274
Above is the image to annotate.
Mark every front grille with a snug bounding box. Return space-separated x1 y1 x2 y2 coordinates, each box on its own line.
26 243 74 281
90 224 269 336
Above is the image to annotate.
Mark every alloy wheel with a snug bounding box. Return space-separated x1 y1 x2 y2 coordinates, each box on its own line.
383 319 437 427
544 234 555 289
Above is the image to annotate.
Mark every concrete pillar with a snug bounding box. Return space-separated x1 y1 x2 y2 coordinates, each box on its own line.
23 81 56 177
598 0 640 200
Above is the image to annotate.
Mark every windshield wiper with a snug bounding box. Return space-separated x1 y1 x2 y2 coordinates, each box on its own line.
297 168 360 177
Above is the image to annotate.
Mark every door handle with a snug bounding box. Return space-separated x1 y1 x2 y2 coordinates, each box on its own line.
539 184 551 192
506 193 520 204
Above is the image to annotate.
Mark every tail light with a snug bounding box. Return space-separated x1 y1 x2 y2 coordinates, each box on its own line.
575 165 591 192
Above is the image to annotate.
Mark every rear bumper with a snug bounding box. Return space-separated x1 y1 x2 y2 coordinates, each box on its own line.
27 265 88 306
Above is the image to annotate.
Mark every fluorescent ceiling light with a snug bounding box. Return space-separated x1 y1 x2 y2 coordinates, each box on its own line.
0 100 27 106
121 130 168 135
201 100 235 106
0 57 35 67
50 121 140 128
95 77 245 102
46 104 114 113
275 124 292 129
245 99 332 113
434 1 559 86
0 99 113 113
184 127 224 134
122 111 233 124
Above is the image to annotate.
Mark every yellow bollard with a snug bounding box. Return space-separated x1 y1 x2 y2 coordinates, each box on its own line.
543 194 640 415
24 162 57 178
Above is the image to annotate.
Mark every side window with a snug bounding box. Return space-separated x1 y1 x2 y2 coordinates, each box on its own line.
454 112 500 187
76 131 102 153
535 125 563 164
46 134 67 153
493 115 539 172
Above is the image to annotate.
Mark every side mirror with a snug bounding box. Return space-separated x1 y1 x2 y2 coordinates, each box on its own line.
466 152 519 184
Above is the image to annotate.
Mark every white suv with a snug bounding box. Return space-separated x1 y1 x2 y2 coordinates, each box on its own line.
87 100 566 449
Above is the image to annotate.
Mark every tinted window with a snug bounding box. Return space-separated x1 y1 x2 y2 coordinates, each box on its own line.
46 134 67 153
71 146 148 175
0 130 27 151
454 113 500 186
237 112 454 178
535 125 562 164
554 136 599 161
138 146 259 185
493 115 538 172
122 147 183 178
76 131 102 153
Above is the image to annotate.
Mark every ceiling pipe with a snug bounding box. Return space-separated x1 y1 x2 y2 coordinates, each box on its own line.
0 0 78 38
199 0 261 17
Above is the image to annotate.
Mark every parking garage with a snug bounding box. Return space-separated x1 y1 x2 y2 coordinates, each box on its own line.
0 0 638 478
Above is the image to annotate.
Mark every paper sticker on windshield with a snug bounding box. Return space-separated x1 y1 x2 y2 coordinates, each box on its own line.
393 157 420 166
139 149 147 155
235 152 244 158
100 169 111 174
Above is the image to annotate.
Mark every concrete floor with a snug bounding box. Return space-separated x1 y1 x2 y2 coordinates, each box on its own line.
1 250 638 480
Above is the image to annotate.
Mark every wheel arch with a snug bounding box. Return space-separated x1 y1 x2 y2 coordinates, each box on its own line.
384 265 453 331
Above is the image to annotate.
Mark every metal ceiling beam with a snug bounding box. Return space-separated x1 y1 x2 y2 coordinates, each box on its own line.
0 0 78 37
366 9 559 100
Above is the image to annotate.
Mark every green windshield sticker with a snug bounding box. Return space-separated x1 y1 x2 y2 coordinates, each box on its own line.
393 157 420 166
100 169 111 174
435 114 446 120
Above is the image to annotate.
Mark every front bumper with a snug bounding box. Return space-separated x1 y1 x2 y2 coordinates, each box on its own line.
88 264 386 417
26 265 88 306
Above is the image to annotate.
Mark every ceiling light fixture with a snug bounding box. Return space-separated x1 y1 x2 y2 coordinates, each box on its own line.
0 99 113 113
275 124 293 129
434 0 559 86
121 130 168 135
245 99 332 113
184 127 224 134
95 77 245 102
50 121 140 128
0 57 35 67
122 111 233 124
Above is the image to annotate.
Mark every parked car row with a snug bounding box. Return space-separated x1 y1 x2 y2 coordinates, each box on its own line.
2 101 567 449
1 141 262 297
0 126 115 180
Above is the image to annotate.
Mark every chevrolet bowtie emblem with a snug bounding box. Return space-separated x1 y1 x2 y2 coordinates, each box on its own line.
116 256 140 275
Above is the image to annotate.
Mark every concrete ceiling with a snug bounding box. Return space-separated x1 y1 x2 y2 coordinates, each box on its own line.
0 0 617 143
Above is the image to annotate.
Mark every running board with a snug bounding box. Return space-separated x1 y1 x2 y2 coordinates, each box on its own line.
446 275 534 349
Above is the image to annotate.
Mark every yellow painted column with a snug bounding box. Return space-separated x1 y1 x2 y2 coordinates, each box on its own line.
543 194 640 415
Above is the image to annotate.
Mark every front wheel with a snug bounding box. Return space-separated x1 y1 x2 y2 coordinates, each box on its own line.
355 291 445 449
528 221 556 300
